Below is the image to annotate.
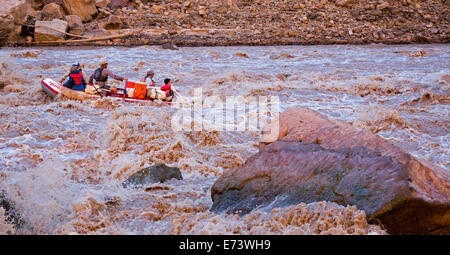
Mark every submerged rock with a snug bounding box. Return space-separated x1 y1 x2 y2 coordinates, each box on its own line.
122 163 183 188
0 192 24 229
211 107 450 235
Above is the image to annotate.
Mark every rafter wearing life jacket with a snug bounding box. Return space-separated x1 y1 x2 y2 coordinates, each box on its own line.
89 67 125 88
64 69 87 91
141 76 155 87
93 67 108 83
160 78 174 97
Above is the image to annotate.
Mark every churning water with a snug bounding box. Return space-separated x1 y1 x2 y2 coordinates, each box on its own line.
0 44 448 234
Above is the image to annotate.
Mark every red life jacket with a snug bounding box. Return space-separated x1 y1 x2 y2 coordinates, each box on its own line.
70 72 83 85
160 83 172 97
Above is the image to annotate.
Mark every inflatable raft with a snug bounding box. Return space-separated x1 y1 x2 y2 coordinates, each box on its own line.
41 78 173 105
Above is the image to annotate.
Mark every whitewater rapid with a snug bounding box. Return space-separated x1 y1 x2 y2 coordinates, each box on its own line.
0 44 448 234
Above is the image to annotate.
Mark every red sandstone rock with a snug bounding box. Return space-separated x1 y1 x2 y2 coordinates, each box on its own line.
211 107 450 234
64 15 84 35
99 15 123 30
34 18 67 41
42 3 66 20
62 0 97 22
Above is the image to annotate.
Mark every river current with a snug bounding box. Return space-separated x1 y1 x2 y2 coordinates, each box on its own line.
0 44 448 234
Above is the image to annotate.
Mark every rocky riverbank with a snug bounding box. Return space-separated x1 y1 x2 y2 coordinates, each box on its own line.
0 0 449 47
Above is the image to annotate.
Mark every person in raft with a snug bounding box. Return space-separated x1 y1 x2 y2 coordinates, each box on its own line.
141 70 155 87
88 60 127 95
60 63 87 84
146 78 174 102
62 63 87 91
160 78 174 102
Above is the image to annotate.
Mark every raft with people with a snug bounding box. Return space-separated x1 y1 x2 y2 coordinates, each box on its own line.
41 62 176 105
41 78 175 105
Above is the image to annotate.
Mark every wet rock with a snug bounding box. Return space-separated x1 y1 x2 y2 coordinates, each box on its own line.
99 15 123 30
211 107 450 235
122 163 183 188
62 0 97 22
64 15 83 35
0 192 24 229
161 42 178 50
42 3 66 20
34 18 68 41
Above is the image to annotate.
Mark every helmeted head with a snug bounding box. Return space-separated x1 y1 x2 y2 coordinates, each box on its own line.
70 63 79 72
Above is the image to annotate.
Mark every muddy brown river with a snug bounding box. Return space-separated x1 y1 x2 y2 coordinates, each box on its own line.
0 44 448 234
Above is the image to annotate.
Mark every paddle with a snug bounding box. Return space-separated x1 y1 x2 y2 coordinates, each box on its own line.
90 84 103 98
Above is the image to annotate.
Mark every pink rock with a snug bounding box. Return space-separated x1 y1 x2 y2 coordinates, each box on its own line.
211 107 450 234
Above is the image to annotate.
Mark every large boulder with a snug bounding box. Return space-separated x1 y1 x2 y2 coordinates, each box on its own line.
0 0 28 45
122 163 183 188
62 0 97 22
99 15 123 30
34 18 68 41
211 107 450 234
64 15 84 35
41 3 66 20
